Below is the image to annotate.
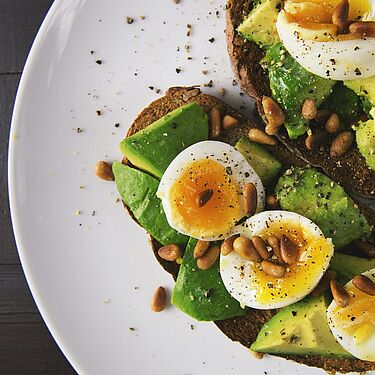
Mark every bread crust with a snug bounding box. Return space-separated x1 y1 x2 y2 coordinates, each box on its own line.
225 0 375 198
122 86 375 373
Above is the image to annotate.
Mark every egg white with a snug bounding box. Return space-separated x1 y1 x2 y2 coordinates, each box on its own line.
220 210 334 309
157 141 265 241
327 269 375 362
276 9 375 80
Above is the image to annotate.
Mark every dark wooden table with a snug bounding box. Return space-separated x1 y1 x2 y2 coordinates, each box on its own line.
0 1 76 373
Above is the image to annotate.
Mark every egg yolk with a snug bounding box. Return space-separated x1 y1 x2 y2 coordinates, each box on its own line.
250 220 332 304
332 285 375 344
168 159 243 239
285 0 372 23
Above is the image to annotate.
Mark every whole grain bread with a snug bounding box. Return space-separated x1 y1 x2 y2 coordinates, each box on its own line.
123 86 375 373
225 0 375 198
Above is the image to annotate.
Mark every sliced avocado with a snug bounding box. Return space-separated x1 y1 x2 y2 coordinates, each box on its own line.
345 75 375 108
235 137 281 186
251 295 353 358
112 162 188 247
275 167 371 248
354 110 375 171
171 238 246 321
320 83 363 129
120 102 209 179
238 0 281 48
330 252 375 281
264 44 336 139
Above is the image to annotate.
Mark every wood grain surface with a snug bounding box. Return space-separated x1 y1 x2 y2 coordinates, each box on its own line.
1 1 76 373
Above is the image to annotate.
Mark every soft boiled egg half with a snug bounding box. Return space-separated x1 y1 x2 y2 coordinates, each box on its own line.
157 141 265 241
327 269 375 361
220 211 334 309
277 0 375 80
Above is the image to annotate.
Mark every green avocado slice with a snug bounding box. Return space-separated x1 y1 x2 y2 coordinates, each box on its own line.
120 102 209 179
251 295 353 358
113 162 188 247
276 167 371 248
172 238 246 321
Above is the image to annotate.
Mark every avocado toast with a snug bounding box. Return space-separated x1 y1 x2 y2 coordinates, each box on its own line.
225 0 375 198
105 86 375 372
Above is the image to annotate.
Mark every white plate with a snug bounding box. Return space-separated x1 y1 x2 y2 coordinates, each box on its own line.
8 0 364 374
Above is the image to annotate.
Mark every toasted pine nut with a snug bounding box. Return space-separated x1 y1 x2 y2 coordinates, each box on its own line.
305 131 328 151
266 194 278 208
197 245 220 270
221 235 238 256
354 240 375 258
311 270 337 297
194 240 210 259
267 235 283 263
326 113 340 133
151 286 167 312
233 237 262 262
248 128 277 146
352 275 375 296
315 109 331 125
332 0 349 34
330 280 350 308
251 351 264 360
265 124 279 136
209 106 221 138
158 244 181 261
280 234 299 264
222 115 239 130
243 183 257 216
349 21 375 37
196 189 213 208
262 96 285 128
301 99 318 120
261 260 286 278
95 161 115 181
330 131 354 158
252 236 272 260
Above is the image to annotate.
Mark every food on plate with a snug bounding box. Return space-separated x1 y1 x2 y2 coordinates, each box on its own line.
102 86 375 372
226 0 375 197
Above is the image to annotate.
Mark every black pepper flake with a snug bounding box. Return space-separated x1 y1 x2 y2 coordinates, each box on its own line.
95 60 103 65
90 50 94 55
171 122 177 129
176 68 181 73
129 327 135 331
149 86 154 90
208 37 215 43
115 123 120 128
96 110 102 116
355 68 362 76
126 17 134 24
292 311 297 317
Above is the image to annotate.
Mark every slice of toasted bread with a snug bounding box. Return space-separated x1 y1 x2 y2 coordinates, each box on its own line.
225 0 375 198
122 86 375 373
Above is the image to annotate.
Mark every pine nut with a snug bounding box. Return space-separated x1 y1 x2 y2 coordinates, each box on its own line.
222 115 238 130
151 286 167 312
261 260 286 278
193 240 210 259
243 183 257 216
252 236 272 260
266 194 278 208
262 96 285 128
311 270 337 297
302 99 318 120
158 244 181 261
305 131 328 151
354 240 375 258
332 0 349 34
330 280 350 308
197 245 220 270
265 124 279 136
209 106 221 138
330 131 354 158
251 351 264 360
95 161 115 181
352 275 375 296
267 235 283 263
280 234 299 264
315 109 331 125
326 113 340 133
233 237 262 262
349 21 375 37
221 235 238 256
248 128 277 146
196 189 213 207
